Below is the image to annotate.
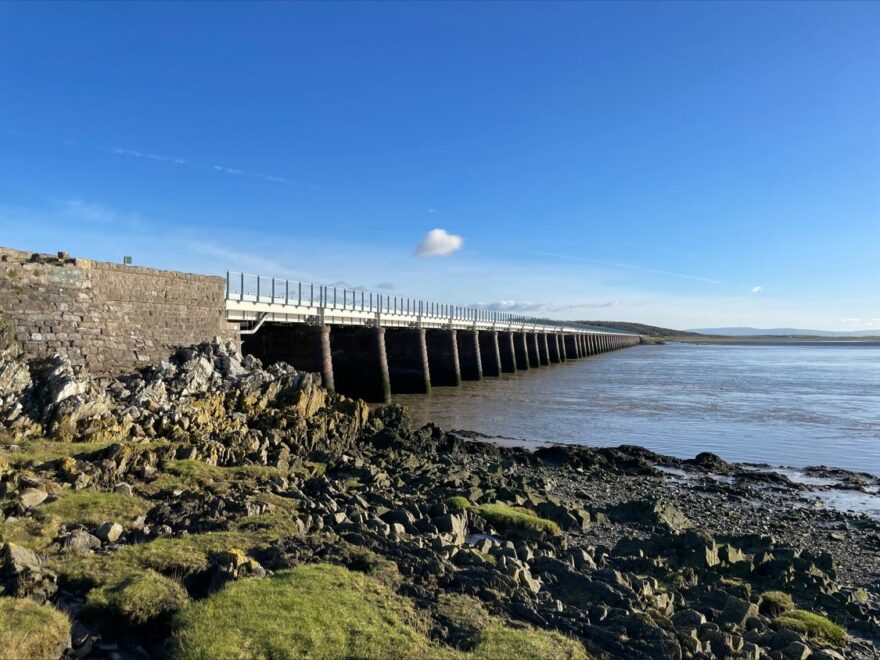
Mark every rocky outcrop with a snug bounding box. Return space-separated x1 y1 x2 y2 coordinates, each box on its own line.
0 342 877 659
0 339 369 461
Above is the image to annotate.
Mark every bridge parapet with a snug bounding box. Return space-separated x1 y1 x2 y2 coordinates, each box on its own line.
225 271 639 337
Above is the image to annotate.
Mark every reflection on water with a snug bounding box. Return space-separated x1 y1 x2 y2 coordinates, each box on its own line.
395 343 880 475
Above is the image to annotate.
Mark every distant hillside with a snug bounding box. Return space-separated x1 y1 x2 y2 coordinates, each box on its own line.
579 321 702 337
692 327 880 337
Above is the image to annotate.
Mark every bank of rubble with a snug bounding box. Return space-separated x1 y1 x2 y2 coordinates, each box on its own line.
0 339 878 659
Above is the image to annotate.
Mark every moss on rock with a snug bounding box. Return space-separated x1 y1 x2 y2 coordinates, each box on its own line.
472 503 561 536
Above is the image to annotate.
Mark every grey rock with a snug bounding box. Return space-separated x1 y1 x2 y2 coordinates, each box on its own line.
1 542 40 576
95 521 123 543
19 487 48 508
434 513 467 545
782 640 812 660
113 483 134 497
61 530 102 553
719 595 759 628
672 608 707 628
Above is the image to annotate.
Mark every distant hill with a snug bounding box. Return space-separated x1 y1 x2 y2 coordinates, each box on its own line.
691 327 880 337
579 321 702 337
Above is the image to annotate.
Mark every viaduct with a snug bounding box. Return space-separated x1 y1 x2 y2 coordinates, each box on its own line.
227 272 640 402
0 247 641 403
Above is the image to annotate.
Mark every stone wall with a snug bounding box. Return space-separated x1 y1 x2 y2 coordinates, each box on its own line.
0 246 238 375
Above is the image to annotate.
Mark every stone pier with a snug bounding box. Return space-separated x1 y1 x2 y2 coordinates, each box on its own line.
478 330 502 377
330 326 390 403
514 332 531 370
538 333 551 366
244 323 334 392
456 330 483 381
527 333 541 368
426 329 461 386
385 328 430 394
498 331 518 373
547 333 561 363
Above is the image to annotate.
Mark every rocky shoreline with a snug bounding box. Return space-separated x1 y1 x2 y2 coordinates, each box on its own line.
1 338 878 659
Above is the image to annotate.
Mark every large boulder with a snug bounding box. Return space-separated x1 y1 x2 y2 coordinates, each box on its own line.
609 498 691 531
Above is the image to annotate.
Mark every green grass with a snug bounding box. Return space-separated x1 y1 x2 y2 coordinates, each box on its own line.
168 459 289 484
146 459 297 496
761 590 795 616
470 625 589 660
776 610 846 645
1 490 152 552
472 503 561 536
0 597 71 660
333 544 402 589
446 496 471 512
47 493 300 586
171 564 436 660
0 439 116 467
41 490 151 528
85 570 189 626
436 593 492 633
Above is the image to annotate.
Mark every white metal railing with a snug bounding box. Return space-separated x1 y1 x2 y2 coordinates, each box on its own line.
225 271 639 336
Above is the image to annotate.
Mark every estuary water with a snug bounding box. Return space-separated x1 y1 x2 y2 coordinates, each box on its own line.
395 342 880 475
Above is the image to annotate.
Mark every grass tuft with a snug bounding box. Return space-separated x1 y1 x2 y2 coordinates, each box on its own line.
436 593 492 634
472 503 561 536
760 590 795 616
446 496 471 512
0 597 70 660
1 439 116 467
171 563 435 660
85 570 189 626
470 624 589 659
776 609 846 645
40 490 151 528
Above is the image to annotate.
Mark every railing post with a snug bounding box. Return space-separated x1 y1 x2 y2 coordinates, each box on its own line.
225 271 230 299
240 272 244 302
257 276 261 302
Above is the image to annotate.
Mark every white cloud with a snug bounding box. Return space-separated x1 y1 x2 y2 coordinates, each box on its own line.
751 286 763 293
415 228 463 257
60 199 142 228
106 147 187 165
841 318 862 323
471 300 619 313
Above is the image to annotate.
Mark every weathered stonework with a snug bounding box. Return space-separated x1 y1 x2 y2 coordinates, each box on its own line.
0 246 237 375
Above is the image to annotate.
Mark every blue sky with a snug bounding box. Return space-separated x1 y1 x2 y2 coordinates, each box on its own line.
1 2 878 330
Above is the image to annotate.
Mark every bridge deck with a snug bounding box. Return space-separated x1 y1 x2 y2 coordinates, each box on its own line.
224 272 637 336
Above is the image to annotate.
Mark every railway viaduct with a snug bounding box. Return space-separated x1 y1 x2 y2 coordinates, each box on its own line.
227 272 641 402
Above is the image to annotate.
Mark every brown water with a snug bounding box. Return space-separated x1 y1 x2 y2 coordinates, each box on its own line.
395 343 880 475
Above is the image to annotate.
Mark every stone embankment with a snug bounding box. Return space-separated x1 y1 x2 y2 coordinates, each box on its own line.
0 337 878 659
